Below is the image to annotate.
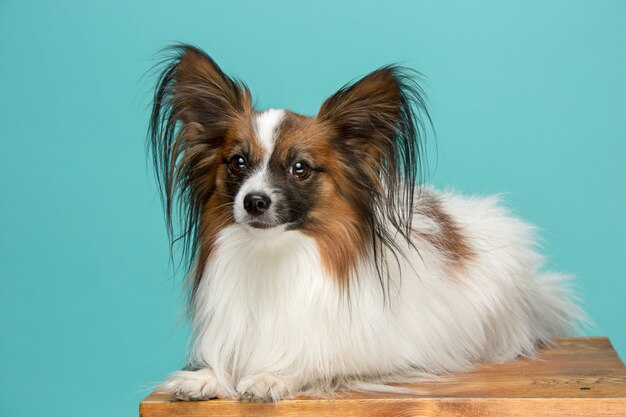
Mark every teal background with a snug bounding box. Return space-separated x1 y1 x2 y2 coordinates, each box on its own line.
1 1 624 416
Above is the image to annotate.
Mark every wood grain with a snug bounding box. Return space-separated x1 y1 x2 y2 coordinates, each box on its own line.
140 337 626 416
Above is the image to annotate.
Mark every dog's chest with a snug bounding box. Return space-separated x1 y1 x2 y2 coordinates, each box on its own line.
191 226 348 371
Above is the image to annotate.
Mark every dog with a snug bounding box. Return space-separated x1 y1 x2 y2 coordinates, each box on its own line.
148 44 583 402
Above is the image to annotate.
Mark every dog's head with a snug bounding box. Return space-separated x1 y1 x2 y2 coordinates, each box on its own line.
149 44 430 290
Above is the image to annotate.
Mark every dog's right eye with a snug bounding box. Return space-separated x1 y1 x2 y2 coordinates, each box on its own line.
228 155 247 173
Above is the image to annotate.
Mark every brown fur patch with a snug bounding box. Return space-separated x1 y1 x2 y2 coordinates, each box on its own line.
412 192 474 267
303 181 368 286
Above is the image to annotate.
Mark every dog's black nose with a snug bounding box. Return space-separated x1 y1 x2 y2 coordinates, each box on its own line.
243 193 271 215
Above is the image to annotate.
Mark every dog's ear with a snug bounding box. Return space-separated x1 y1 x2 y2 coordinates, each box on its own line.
318 68 404 160
156 45 252 137
150 44 252 199
148 45 251 268
317 65 431 250
317 64 430 188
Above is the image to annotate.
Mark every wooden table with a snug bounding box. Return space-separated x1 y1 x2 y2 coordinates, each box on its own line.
140 337 626 416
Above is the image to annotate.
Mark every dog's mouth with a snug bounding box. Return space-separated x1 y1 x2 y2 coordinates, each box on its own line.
247 221 278 230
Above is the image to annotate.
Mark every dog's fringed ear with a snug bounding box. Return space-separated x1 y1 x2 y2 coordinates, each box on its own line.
318 66 428 171
319 69 402 151
317 66 431 280
167 45 252 128
148 44 251 267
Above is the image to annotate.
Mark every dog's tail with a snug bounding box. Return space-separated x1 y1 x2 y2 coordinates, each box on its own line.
531 272 590 340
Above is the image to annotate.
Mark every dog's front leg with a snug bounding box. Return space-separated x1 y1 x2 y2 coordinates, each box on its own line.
235 372 295 402
158 368 227 401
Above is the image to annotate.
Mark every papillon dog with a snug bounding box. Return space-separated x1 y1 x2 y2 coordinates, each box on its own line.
149 44 583 402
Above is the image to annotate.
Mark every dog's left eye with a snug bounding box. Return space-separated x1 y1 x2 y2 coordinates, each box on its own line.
229 155 247 173
290 161 311 179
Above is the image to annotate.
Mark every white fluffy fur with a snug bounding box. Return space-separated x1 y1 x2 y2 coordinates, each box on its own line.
159 188 583 401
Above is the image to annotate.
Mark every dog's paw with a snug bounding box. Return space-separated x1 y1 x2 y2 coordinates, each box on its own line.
157 368 224 401
236 373 291 402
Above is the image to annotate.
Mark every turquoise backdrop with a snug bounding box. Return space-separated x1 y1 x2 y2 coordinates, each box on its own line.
1 1 624 416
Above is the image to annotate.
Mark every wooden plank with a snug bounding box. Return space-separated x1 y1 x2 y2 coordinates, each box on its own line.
140 337 626 416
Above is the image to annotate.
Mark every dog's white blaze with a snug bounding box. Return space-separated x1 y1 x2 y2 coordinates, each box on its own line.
254 108 285 156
